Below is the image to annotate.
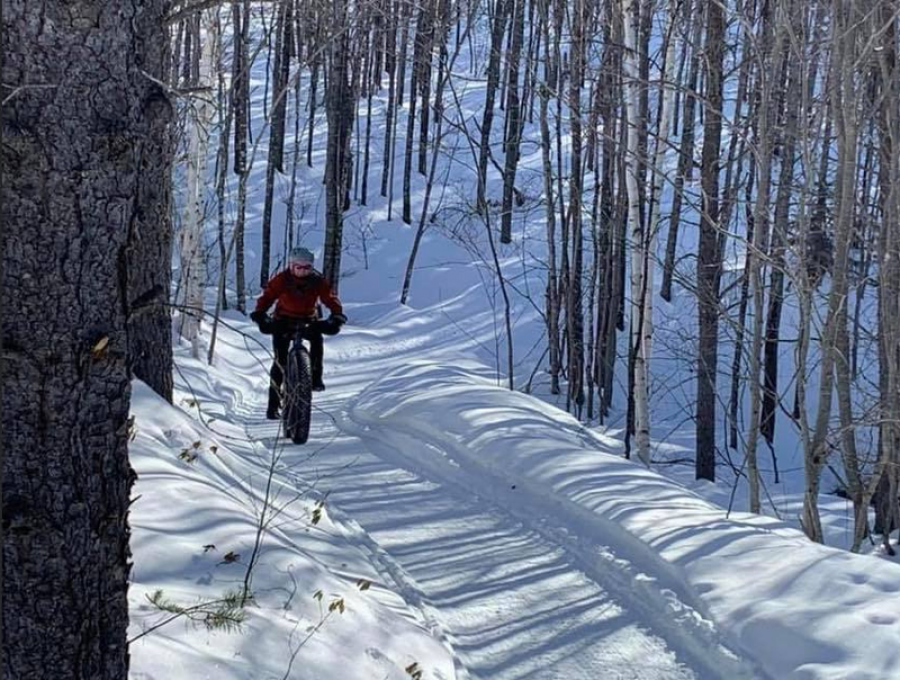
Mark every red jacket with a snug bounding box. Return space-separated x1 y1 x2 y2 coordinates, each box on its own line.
254 271 343 319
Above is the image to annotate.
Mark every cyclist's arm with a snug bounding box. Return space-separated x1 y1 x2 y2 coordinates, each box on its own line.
318 280 344 316
255 272 286 314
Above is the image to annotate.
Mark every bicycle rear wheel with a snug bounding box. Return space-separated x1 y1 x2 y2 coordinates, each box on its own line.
283 346 313 444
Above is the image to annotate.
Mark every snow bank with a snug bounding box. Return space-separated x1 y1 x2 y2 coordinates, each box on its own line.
128 354 458 680
348 360 900 680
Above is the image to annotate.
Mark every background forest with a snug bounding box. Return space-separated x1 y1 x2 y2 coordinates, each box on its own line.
167 0 900 551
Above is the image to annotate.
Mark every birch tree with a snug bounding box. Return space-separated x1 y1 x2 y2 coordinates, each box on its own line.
178 10 218 357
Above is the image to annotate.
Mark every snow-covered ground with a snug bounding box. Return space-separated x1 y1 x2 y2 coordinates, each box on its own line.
128 284 900 679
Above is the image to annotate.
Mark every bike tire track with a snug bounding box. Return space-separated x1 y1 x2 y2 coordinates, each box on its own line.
339 406 766 680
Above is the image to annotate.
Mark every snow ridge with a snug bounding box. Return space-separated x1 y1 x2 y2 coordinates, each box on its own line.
343 395 764 680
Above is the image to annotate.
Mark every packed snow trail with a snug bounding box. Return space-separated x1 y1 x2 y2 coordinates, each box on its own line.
245 312 762 680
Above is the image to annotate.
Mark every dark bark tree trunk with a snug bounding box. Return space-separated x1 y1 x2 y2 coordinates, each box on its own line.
128 129 175 401
233 0 250 175
260 1 292 286
417 1 435 177
539 0 561 395
696 0 725 482
2 0 170 675
403 3 427 224
285 72 304 254
216 13 233 312
323 0 352 290
362 24 375 205
500 0 525 243
233 0 251 311
874 0 900 550
567 0 586 417
596 12 620 421
381 0 399 197
476 0 510 213
307 56 321 167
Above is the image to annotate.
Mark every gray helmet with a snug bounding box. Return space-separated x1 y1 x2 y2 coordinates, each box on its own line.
288 246 315 264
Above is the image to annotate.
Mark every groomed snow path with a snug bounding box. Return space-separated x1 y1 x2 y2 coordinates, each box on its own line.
245 310 763 680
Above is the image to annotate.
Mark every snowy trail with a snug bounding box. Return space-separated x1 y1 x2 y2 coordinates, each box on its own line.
244 322 762 680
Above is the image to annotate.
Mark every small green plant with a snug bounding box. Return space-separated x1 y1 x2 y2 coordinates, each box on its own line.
143 588 247 634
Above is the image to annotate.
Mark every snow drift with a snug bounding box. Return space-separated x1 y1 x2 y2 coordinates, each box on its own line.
348 360 900 680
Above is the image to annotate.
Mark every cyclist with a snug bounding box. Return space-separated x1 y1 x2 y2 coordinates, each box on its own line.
251 246 347 419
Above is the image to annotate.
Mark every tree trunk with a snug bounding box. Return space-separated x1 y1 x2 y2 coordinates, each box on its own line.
2 0 170 674
696 0 725 482
402 6 422 224
233 0 250 174
567 0 586 418
260 0 292 287
324 0 352 291
380 0 399 197
215 10 233 313
500 0 525 243
476 0 510 213
874 0 900 552
539 6 561 394
622 0 650 463
804 1 860 541
179 10 218 357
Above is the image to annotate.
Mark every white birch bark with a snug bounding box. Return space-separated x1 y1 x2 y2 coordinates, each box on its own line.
622 0 651 465
178 10 218 357
635 0 677 463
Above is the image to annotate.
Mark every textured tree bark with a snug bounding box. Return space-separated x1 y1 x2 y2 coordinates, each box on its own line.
324 0 351 291
499 0 525 243
2 0 170 676
361 28 375 206
538 4 561 394
622 0 650 463
696 0 725 482
128 88 175 400
476 0 510 213
416 0 434 178
215 11 233 313
233 0 250 174
873 0 900 552
804 1 860 542
566 0 586 418
402 6 421 225
595 15 620 421
380 0 398 197
179 9 217 358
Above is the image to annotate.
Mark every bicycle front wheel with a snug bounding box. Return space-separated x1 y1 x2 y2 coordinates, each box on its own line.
283 346 313 444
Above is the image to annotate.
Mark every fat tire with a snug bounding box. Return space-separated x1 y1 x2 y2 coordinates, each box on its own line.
283 347 313 444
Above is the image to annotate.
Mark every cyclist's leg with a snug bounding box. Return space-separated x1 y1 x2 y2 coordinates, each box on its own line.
268 331 291 417
308 329 325 390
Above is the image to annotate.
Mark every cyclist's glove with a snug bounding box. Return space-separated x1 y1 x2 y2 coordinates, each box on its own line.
250 310 275 335
320 313 347 336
